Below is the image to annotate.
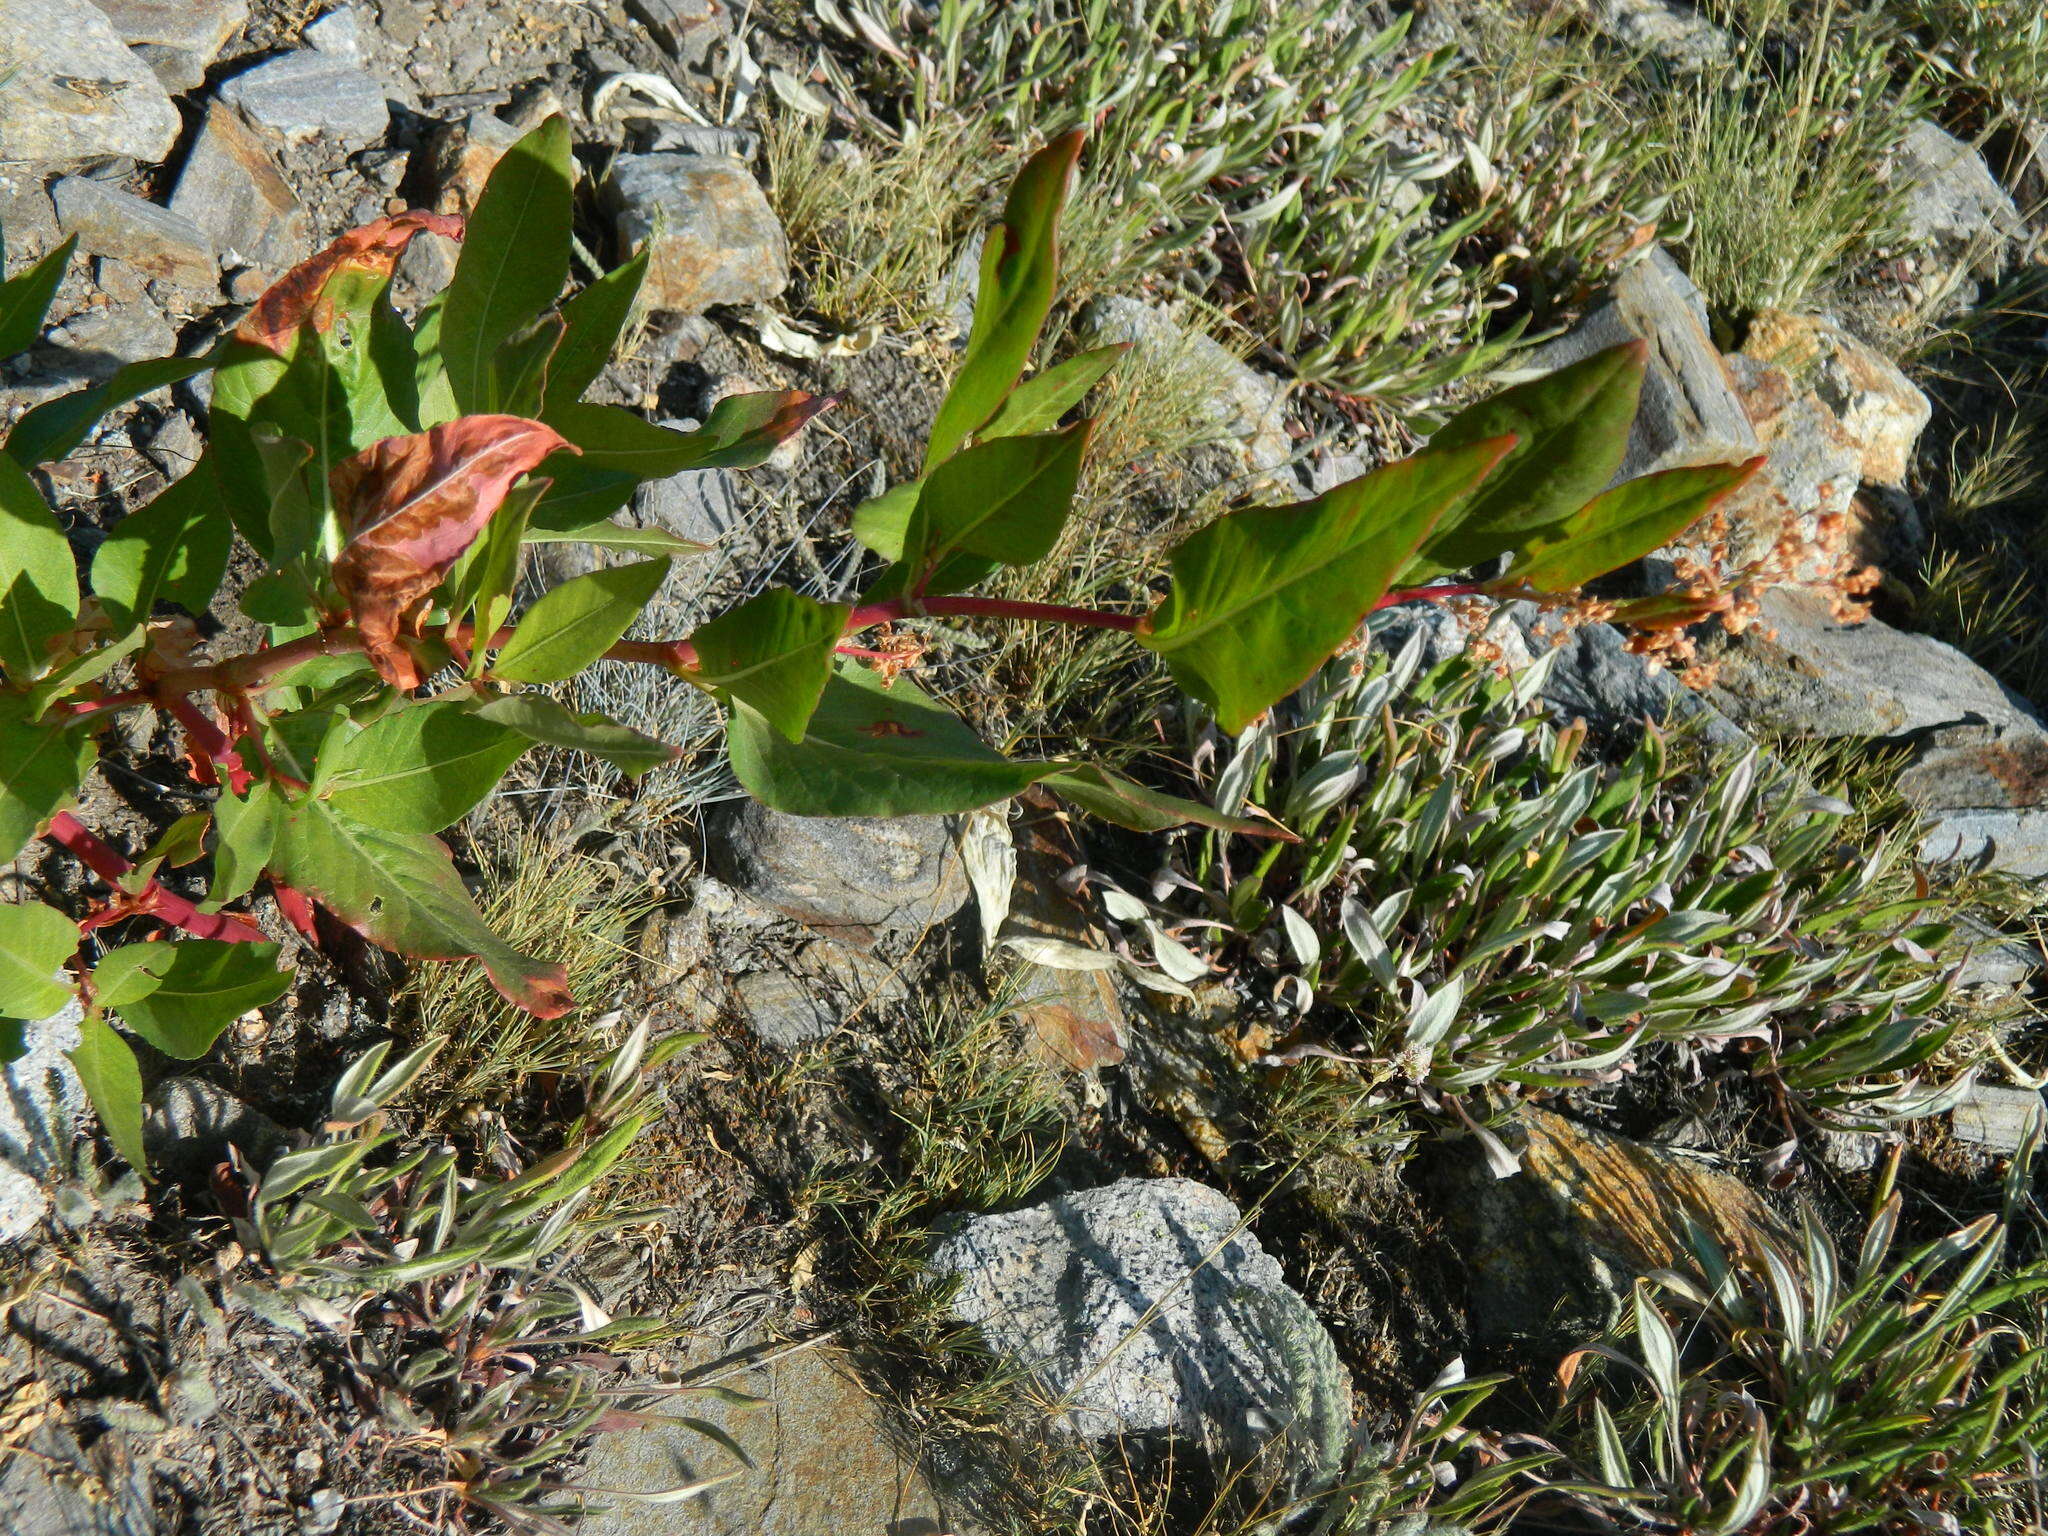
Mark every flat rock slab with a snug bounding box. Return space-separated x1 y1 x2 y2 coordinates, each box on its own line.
1710 586 2039 739
607 153 790 315
53 176 216 289
1452 1107 1792 1345
708 802 969 948
218 50 391 148
1893 118 2025 273
929 1177 1351 1478
0 0 181 164
170 101 312 273
573 1343 951 1536
89 0 246 91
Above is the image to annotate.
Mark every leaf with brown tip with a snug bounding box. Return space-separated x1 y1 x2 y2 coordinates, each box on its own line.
331 415 575 687
235 210 466 358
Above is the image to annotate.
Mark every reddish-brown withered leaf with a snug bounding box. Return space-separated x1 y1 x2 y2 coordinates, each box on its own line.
331 416 576 688
235 210 466 356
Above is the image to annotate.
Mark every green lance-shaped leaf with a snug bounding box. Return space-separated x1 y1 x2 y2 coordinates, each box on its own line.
1505 457 1766 591
532 391 833 534
925 131 1083 470
492 312 566 420
491 558 671 683
69 1013 147 1173
0 235 76 361
683 588 849 743
92 940 292 1059
729 663 1058 817
440 115 573 413
0 900 79 1019
91 458 234 632
886 421 1089 597
317 699 530 834
0 695 97 861
546 246 649 410
977 345 1127 440
0 451 79 680
1140 433 1517 734
469 693 677 777
1418 340 1648 573
269 798 572 1016
730 665 1297 834
205 781 279 911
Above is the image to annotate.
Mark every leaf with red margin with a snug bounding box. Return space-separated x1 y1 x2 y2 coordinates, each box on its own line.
330 415 576 687
270 796 572 1017
235 211 465 358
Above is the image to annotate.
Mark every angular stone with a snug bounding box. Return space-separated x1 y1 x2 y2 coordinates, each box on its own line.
1452 1107 1792 1345
1524 247 1758 483
89 0 247 92
144 1078 286 1183
0 0 181 165
607 153 790 315
638 122 760 161
1710 586 2039 740
34 302 177 391
1904 726 2048 877
1954 914 2043 989
301 5 364 59
218 49 390 148
929 1178 1351 1478
573 1342 952 1536
0 995 87 1244
708 803 969 947
640 878 910 1048
424 112 523 219
52 176 215 288
1891 118 2025 275
170 102 311 273
624 0 727 68
1083 295 1293 479
1951 1085 2044 1155
1740 310 1929 488
1591 0 1732 70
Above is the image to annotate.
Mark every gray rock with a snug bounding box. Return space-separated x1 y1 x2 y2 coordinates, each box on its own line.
641 877 911 1048
1592 0 1732 70
1916 805 2048 878
302 5 364 59
1082 295 1292 480
33 303 177 392
709 803 969 947
929 1178 1350 1479
573 1340 953 1536
1523 247 1758 484
0 994 86 1243
1951 1085 2044 1155
636 122 759 161
637 461 744 548
1710 586 2039 739
606 153 790 315
0 1416 158 1534
623 0 729 68
1510 606 1751 747
0 0 181 165
1891 119 2025 275
143 1078 286 1183
89 0 247 92
170 102 312 274
218 49 390 148
53 176 215 289
1954 915 2042 989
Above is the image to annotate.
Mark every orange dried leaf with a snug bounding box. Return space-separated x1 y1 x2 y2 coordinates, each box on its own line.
235 210 465 356
331 415 576 687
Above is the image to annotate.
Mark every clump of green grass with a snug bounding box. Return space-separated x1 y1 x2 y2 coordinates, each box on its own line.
404 824 654 1113
1542 1134 2048 1535
764 109 1009 332
1661 0 1929 316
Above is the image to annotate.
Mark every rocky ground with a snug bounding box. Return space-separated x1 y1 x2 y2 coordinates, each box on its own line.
4 0 2048 1533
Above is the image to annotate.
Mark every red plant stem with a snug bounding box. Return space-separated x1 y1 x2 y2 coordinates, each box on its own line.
847 595 1144 635
1373 582 1489 611
44 812 267 945
164 695 254 795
